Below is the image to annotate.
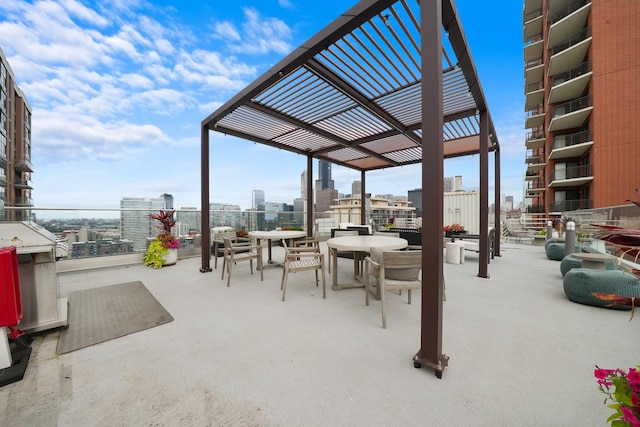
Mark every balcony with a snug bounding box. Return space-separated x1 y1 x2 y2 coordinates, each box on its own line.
525 203 546 213
524 36 543 63
549 164 593 187
524 82 544 110
525 105 545 129
14 156 34 173
524 59 544 86
548 0 591 46
13 197 34 206
549 198 592 212
548 27 592 76
549 129 593 160
526 159 545 174
548 95 593 132
523 9 543 43
548 61 592 104
525 177 545 197
13 177 33 189
525 130 545 150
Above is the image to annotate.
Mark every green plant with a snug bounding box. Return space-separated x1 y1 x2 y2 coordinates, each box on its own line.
143 239 169 269
595 365 640 426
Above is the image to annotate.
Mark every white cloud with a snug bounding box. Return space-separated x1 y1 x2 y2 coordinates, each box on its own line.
214 8 293 55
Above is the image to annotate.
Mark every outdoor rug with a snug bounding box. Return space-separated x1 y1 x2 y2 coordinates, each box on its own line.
57 281 174 354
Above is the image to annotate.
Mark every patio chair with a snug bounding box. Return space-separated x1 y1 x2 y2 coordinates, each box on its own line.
221 236 263 287
280 240 326 301
212 231 250 269
363 249 422 329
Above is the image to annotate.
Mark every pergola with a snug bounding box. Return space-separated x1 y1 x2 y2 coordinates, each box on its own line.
200 0 501 378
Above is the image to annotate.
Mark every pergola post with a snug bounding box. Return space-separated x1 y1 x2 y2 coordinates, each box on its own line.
360 170 366 225
200 124 211 273
307 156 313 237
413 0 448 378
494 147 502 257
478 110 489 278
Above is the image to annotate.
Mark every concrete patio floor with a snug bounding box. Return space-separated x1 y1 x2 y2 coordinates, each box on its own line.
1 240 638 426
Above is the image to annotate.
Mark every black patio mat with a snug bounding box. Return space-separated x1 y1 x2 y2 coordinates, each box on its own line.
57 281 174 354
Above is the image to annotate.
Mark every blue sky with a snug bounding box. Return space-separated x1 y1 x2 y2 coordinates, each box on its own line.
0 0 526 213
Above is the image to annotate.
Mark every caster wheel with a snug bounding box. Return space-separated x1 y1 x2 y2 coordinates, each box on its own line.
435 370 443 379
413 361 422 369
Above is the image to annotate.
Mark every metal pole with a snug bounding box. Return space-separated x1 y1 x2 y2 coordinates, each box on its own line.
414 0 448 379
200 125 211 272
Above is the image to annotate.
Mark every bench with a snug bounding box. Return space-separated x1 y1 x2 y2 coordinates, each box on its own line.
450 228 495 261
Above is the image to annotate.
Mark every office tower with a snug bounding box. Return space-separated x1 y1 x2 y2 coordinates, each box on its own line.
523 1 640 214
317 160 334 190
315 160 337 212
352 180 362 196
176 207 200 234
160 193 173 210
120 197 165 252
210 202 242 229
1 46 33 221
252 189 265 210
408 188 422 217
300 170 307 199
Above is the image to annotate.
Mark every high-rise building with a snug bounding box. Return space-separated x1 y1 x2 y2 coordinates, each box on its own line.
523 1 640 214
252 189 265 210
1 46 33 221
352 180 362 196
300 170 307 199
315 160 337 212
120 196 165 252
160 193 173 210
408 188 422 217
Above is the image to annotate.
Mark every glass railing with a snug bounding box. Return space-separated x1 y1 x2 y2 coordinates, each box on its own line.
0 206 419 262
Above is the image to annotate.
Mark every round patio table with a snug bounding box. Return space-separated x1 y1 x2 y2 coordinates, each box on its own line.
326 235 408 291
249 230 307 267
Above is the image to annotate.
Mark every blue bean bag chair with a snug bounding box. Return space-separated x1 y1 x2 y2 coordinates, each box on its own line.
560 255 619 277
563 268 640 310
546 242 582 261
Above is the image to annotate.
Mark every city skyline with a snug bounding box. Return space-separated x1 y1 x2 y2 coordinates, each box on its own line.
0 1 526 212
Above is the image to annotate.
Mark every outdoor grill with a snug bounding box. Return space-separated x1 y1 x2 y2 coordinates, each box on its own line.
0 221 68 333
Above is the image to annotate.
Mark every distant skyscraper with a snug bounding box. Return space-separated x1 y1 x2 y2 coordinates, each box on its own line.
252 189 265 210
408 188 422 217
120 196 165 252
315 160 336 212
317 160 334 190
160 193 173 209
352 180 361 196
300 170 307 199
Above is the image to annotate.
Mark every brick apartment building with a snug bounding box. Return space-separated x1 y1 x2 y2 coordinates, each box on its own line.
523 0 640 214
1 45 33 221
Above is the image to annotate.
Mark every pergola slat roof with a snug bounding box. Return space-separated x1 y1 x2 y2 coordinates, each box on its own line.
202 0 499 172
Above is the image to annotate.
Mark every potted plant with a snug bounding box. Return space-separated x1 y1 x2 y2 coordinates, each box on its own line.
144 210 180 268
443 224 465 238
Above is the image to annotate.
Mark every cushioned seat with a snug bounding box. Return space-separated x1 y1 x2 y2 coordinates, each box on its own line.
563 268 640 310
546 242 582 261
560 254 618 277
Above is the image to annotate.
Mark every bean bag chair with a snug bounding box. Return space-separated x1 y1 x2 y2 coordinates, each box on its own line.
563 268 640 310
560 255 619 277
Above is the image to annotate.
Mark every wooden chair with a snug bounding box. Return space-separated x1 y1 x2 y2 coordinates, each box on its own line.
212 231 250 269
281 240 326 302
221 236 263 287
363 249 422 329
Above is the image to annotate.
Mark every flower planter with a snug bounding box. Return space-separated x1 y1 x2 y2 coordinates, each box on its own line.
445 230 466 238
162 248 178 266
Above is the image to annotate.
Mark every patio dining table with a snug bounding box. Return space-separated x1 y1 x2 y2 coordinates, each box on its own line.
249 230 307 268
326 235 408 291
